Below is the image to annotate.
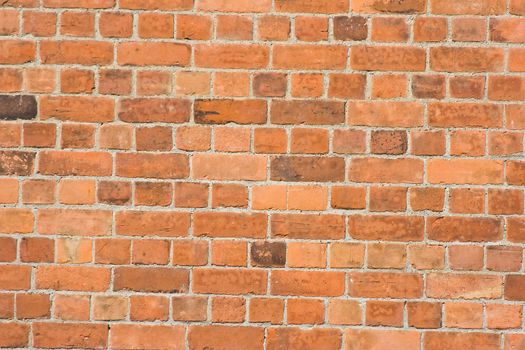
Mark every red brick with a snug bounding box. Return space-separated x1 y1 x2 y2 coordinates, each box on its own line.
271 214 345 240
194 212 267 238
36 266 110 291
195 44 269 69
193 268 267 294
425 332 500 350
118 42 190 66
116 211 190 237
273 44 347 70
352 45 425 71
114 267 189 293
349 272 423 298
427 273 503 299
32 323 106 349
189 326 264 350
346 329 420 350
110 325 184 350
268 328 341 350
271 270 345 297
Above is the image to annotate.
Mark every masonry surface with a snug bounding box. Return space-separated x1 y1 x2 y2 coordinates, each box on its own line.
0 0 525 349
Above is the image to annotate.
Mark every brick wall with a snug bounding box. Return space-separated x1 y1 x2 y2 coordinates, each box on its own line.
1 0 525 349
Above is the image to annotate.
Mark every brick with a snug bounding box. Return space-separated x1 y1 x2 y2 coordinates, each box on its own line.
41 40 112 65
251 242 286 267
0 323 28 348
195 99 266 124
428 217 501 242
0 95 37 120
116 211 190 237
295 16 328 41
217 15 253 40
431 47 504 72
175 71 210 96
276 0 347 13
0 208 33 233
333 129 366 154
198 0 270 12
450 76 485 99
189 326 264 350
371 130 407 154
431 0 505 15
176 14 212 40
273 44 347 69
272 270 344 297
412 74 446 99
22 179 55 204
268 328 341 350
138 13 174 39
349 215 423 241
328 73 366 99
172 240 208 266
349 157 423 183
349 272 422 298
211 240 247 267
349 101 424 127
93 295 127 321
192 154 266 181
110 325 184 350
0 68 22 92
291 128 329 154
61 11 94 37
100 12 132 38
99 69 132 95
33 323 107 349
453 18 486 42
330 243 365 268
368 243 406 269
193 268 267 295
138 71 173 96
56 238 92 264
132 240 170 265
371 74 407 99
116 153 188 179
428 159 503 184
271 156 344 182
353 0 426 13
119 98 190 123
250 298 284 324
94 239 130 265
346 330 420 350
172 296 207 321
212 183 248 208
54 295 89 321
427 273 502 299
271 214 345 240
41 96 114 122
120 0 192 10
0 40 35 64
36 266 110 291
334 16 367 40
44 0 115 7
272 100 345 125
118 42 190 66
194 212 266 238
61 124 95 149
20 237 54 263
23 11 56 36
425 332 500 350
449 245 483 271
505 275 525 301
445 302 483 328
288 242 326 268
507 161 525 185
0 151 33 176
195 44 269 69
328 299 361 325
486 304 522 329
114 267 188 293
0 266 31 290
0 237 16 262
352 45 425 71
414 17 447 42
407 302 441 328
253 73 287 97
487 246 522 272
369 187 407 212
372 17 409 42
366 300 403 326
212 296 245 323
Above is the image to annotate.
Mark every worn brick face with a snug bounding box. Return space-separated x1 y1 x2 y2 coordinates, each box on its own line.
0 1 522 347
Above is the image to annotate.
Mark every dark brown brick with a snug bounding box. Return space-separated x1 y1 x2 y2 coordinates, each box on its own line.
271 156 345 182
0 95 37 120
251 242 286 267
334 16 368 41
0 151 35 175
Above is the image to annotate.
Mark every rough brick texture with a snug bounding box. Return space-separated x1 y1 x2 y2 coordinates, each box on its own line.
0 0 524 349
